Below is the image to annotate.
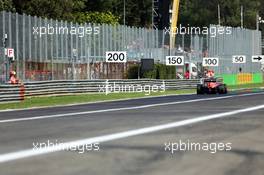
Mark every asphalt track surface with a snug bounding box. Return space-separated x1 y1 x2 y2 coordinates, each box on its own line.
0 91 264 175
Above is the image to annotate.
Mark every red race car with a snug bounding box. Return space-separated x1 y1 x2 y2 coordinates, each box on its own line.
197 78 227 94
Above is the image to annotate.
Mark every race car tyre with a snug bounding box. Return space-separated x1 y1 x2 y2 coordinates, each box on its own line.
197 84 204 94
217 84 227 94
223 84 228 94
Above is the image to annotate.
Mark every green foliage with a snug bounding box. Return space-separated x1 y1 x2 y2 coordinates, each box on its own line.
127 63 177 80
4 0 264 30
74 11 119 25
85 0 119 13
0 0 15 12
13 0 86 21
167 65 176 79
84 0 152 27
124 0 152 27
11 0 152 27
179 0 261 29
142 68 157 79
127 65 139 79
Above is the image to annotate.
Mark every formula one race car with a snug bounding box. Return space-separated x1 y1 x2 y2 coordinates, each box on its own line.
197 77 227 94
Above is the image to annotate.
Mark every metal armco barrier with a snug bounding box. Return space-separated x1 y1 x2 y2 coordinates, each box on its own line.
19 84 25 101
0 79 198 103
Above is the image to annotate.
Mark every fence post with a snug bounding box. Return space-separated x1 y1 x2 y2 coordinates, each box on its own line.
21 14 26 81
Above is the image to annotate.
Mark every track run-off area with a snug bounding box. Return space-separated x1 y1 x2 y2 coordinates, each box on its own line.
0 91 263 175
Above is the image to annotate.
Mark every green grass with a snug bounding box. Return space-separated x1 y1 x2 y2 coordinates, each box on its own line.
1 82 263 111
0 89 195 110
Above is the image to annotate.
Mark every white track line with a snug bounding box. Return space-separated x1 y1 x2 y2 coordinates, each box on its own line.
0 103 264 163
0 92 263 123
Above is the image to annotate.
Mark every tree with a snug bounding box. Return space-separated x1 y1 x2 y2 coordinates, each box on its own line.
0 0 15 12
179 0 261 29
179 0 218 27
240 0 260 29
84 0 152 27
6 0 264 30
75 11 119 25
12 0 85 21
85 0 119 13
259 1 264 32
